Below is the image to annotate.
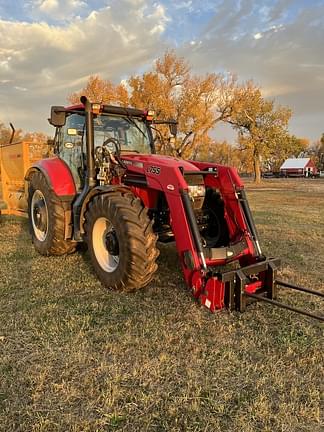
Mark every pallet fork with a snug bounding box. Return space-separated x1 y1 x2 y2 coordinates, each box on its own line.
220 258 323 322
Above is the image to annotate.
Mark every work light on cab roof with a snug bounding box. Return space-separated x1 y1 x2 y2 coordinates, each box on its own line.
145 110 155 121
91 103 101 114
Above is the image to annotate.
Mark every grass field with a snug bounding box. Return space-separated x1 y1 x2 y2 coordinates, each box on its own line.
0 179 323 431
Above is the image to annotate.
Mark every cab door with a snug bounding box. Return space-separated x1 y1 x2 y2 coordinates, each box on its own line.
56 113 85 190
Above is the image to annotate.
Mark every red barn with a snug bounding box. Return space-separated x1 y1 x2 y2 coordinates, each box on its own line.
280 158 318 177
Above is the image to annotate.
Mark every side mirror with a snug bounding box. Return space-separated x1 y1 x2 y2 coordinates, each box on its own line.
49 106 66 127
169 121 177 136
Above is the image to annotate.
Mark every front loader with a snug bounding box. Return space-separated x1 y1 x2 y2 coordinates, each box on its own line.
22 97 322 320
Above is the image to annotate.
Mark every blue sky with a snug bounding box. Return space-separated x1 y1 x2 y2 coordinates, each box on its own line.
0 0 323 141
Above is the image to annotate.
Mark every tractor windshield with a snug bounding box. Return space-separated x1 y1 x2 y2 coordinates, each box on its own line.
93 114 152 154
57 112 152 190
59 113 152 155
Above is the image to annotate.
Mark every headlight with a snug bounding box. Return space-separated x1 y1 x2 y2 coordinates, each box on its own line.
188 184 206 197
185 174 206 210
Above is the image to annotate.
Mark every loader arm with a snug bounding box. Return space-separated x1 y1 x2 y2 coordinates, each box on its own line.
117 154 274 312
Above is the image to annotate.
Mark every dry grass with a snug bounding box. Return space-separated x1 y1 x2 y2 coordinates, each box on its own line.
0 179 323 431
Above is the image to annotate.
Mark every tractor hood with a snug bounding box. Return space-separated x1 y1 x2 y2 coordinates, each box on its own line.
121 153 200 172
120 153 206 197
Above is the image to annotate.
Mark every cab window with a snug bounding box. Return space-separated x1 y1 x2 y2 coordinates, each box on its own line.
57 113 85 190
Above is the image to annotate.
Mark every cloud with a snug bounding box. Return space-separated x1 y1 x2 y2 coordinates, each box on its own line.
0 1 168 132
181 0 324 140
29 0 88 21
0 0 323 142
267 0 296 22
14 86 28 91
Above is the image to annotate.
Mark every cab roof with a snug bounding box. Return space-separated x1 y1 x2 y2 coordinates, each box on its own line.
65 103 147 118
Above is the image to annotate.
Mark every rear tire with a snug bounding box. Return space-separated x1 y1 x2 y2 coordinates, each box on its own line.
28 171 76 255
84 192 159 291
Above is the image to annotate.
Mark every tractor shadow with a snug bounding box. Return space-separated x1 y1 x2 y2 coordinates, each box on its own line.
77 237 185 305
77 240 184 290
151 241 187 299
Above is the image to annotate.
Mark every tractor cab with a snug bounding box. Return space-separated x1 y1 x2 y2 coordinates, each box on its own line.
52 105 155 190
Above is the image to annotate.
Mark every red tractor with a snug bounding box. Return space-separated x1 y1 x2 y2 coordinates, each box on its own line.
25 97 323 318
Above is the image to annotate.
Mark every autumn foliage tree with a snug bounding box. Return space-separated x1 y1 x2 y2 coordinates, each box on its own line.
225 82 292 182
69 75 129 106
67 50 303 182
68 52 246 159
307 133 324 170
270 135 308 171
198 139 254 174
0 123 23 146
129 52 245 158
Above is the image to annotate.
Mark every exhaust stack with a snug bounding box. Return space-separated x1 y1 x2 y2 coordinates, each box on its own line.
80 96 96 187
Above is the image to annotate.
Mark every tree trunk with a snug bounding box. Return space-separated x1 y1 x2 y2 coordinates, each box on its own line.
254 154 261 183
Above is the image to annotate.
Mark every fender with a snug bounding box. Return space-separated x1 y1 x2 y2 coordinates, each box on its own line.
25 157 76 198
25 157 76 240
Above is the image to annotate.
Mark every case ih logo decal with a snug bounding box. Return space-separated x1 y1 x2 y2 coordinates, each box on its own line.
147 166 161 175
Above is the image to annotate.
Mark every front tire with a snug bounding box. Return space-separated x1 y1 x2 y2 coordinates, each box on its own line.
28 172 76 255
85 192 159 291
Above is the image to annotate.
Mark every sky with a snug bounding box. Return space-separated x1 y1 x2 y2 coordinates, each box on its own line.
0 0 323 142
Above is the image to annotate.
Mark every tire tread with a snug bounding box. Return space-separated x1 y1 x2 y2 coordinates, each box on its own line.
84 191 159 291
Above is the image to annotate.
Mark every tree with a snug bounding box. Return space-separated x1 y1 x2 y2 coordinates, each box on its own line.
317 133 324 169
307 133 324 170
70 53 233 158
0 123 12 146
66 51 298 181
0 122 23 146
264 135 309 172
129 51 243 158
227 82 292 183
68 75 129 106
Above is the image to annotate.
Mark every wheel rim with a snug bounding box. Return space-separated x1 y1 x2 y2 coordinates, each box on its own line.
31 190 48 242
93 217 120 272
